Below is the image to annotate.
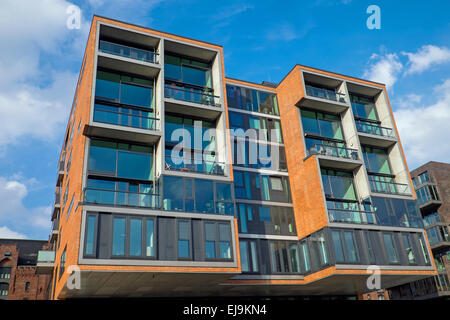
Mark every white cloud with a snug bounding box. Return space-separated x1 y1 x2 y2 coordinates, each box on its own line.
362 53 403 89
212 4 254 21
394 79 450 168
0 0 88 148
0 176 51 234
266 22 311 42
0 226 28 239
402 45 450 75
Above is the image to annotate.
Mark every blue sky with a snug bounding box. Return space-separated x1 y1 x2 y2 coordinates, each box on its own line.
0 0 449 240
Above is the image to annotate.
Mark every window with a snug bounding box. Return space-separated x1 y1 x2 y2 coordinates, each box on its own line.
178 221 191 259
289 244 301 273
300 242 310 272
270 177 283 191
0 267 11 279
219 223 232 259
402 234 416 264
145 220 155 257
195 179 214 213
364 232 376 264
112 217 126 256
67 194 74 220
269 242 282 272
129 218 143 256
239 240 259 273
0 283 8 297
383 233 399 263
226 84 279 115
419 235 430 264
25 282 30 292
350 94 377 121
343 231 358 263
321 169 356 202
165 54 212 88
301 109 343 140
205 223 216 259
332 231 345 262
59 248 66 280
85 215 96 256
313 231 328 266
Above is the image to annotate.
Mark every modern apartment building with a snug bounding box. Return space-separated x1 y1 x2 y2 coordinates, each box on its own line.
389 161 450 299
0 239 52 300
37 15 437 299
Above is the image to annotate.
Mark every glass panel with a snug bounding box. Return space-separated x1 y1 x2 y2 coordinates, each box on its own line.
163 176 184 211
95 71 120 102
343 231 358 262
112 217 126 256
250 241 258 272
121 82 152 108
240 241 249 272
88 144 116 173
85 215 96 255
216 183 232 201
383 234 399 263
117 151 152 180
195 179 214 213
145 220 155 257
289 244 301 273
129 218 142 256
301 242 310 272
402 234 416 264
332 231 345 262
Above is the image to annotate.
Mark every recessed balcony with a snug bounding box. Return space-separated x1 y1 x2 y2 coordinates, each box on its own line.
356 120 397 147
307 143 362 170
50 218 59 242
369 178 412 196
84 188 161 209
164 155 226 176
299 84 348 113
99 40 159 64
427 225 450 251
56 159 65 187
328 208 377 225
36 250 55 274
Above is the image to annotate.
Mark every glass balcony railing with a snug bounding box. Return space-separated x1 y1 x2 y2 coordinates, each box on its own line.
369 179 411 196
93 105 160 131
99 40 158 64
84 188 161 209
52 218 59 231
427 225 450 246
58 159 65 172
355 120 396 138
307 144 359 160
37 251 55 264
328 208 377 225
165 156 225 176
165 82 220 107
423 213 442 227
305 85 346 103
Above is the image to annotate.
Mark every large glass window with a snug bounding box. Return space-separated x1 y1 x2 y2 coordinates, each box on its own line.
112 217 126 256
301 110 343 140
332 231 345 262
205 222 216 259
88 140 153 180
195 179 214 213
362 146 392 175
178 221 191 259
371 196 423 228
165 54 212 88
129 218 142 256
383 233 399 263
0 267 11 280
226 84 279 115
96 70 153 108
85 215 96 256
402 234 416 264
350 94 377 121
239 240 258 273
343 231 358 262
301 242 310 272
145 220 155 257
289 244 301 273
219 223 232 259
321 169 356 201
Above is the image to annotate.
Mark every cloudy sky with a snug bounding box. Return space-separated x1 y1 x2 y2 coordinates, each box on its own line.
0 0 449 240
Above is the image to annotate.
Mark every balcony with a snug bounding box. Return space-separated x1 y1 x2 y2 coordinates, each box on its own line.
423 212 442 228
299 84 348 113
328 208 377 225
56 159 65 187
165 156 225 176
51 188 61 221
165 81 220 105
84 188 161 209
93 104 160 131
427 225 450 251
369 179 411 196
99 40 159 64
36 250 55 274
307 144 362 170
356 120 397 147
50 218 59 242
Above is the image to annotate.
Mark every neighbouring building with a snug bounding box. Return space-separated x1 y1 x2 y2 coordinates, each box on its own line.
388 161 450 299
0 239 52 300
38 15 437 299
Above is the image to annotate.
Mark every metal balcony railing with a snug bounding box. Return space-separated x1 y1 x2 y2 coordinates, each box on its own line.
84 188 161 209
355 120 395 138
305 85 346 103
165 156 225 175
165 82 220 107
93 105 160 131
307 144 359 160
37 251 55 264
369 179 411 196
328 208 377 225
99 40 159 64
